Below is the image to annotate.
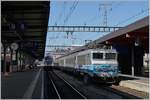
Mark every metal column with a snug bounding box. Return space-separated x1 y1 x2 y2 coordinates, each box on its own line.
16 50 19 71
19 51 22 70
131 46 134 76
10 49 13 72
3 44 6 73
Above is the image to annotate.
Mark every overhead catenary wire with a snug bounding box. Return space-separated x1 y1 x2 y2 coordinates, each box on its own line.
115 8 149 26
107 1 122 12
54 1 68 26
52 1 68 49
63 1 67 25
84 2 121 26
57 2 66 25
85 2 122 42
64 0 79 25
60 0 79 46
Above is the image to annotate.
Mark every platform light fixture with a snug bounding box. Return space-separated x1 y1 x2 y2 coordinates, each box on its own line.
134 37 141 46
126 33 130 38
105 41 109 44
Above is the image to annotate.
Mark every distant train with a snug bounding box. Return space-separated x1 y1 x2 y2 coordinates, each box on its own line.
55 48 120 84
45 55 53 65
44 55 54 71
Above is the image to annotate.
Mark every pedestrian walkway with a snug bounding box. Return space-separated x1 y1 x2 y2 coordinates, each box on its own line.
1 67 44 99
119 75 149 93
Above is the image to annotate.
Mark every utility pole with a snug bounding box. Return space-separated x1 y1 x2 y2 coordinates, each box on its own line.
99 3 111 26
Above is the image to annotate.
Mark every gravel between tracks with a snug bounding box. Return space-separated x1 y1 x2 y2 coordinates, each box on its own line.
54 70 149 99
54 70 122 99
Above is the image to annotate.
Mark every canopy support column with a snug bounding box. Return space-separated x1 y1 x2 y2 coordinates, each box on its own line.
131 46 134 76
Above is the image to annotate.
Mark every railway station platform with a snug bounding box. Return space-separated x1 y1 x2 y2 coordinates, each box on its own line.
1 67 44 99
119 74 149 93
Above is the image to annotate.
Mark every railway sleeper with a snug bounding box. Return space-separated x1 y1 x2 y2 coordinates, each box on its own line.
83 74 92 85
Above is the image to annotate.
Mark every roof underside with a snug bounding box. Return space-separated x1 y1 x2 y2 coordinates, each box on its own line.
2 1 50 59
96 16 149 48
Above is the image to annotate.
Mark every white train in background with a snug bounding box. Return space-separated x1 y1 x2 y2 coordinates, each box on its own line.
55 48 120 84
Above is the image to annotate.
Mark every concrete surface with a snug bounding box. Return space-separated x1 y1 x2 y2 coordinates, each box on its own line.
119 79 149 93
1 67 43 99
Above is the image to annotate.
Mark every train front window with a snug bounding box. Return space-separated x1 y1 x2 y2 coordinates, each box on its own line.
93 53 103 59
105 53 116 60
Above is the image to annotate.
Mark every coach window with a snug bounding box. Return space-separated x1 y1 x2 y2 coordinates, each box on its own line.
93 53 103 59
105 53 116 60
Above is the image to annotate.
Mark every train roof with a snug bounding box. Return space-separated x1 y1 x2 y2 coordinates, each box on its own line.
56 48 117 60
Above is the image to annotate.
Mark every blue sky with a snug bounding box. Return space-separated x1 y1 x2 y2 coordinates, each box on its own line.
45 0 149 52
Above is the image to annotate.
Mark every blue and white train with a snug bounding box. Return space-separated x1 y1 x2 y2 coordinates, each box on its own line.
55 48 120 84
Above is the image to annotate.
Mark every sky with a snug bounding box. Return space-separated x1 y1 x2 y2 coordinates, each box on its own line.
45 0 149 53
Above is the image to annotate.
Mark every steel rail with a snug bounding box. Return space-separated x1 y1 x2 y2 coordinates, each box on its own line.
52 71 87 99
47 71 61 99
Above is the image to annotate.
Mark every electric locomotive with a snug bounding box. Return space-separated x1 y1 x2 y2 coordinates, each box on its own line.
55 48 120 84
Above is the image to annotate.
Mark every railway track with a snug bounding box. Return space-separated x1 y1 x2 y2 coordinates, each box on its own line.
46 70 87 99
53 70 143 99
44 70 60 99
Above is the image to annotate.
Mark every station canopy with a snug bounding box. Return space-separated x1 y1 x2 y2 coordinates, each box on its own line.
2 1 50 59
64 16 149 56
95 16 149 50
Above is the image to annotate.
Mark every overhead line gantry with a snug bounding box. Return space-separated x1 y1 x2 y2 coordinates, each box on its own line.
48 26 122 32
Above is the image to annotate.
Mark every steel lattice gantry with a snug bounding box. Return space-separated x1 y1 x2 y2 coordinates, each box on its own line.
48 26 122 32
46 45 81 48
